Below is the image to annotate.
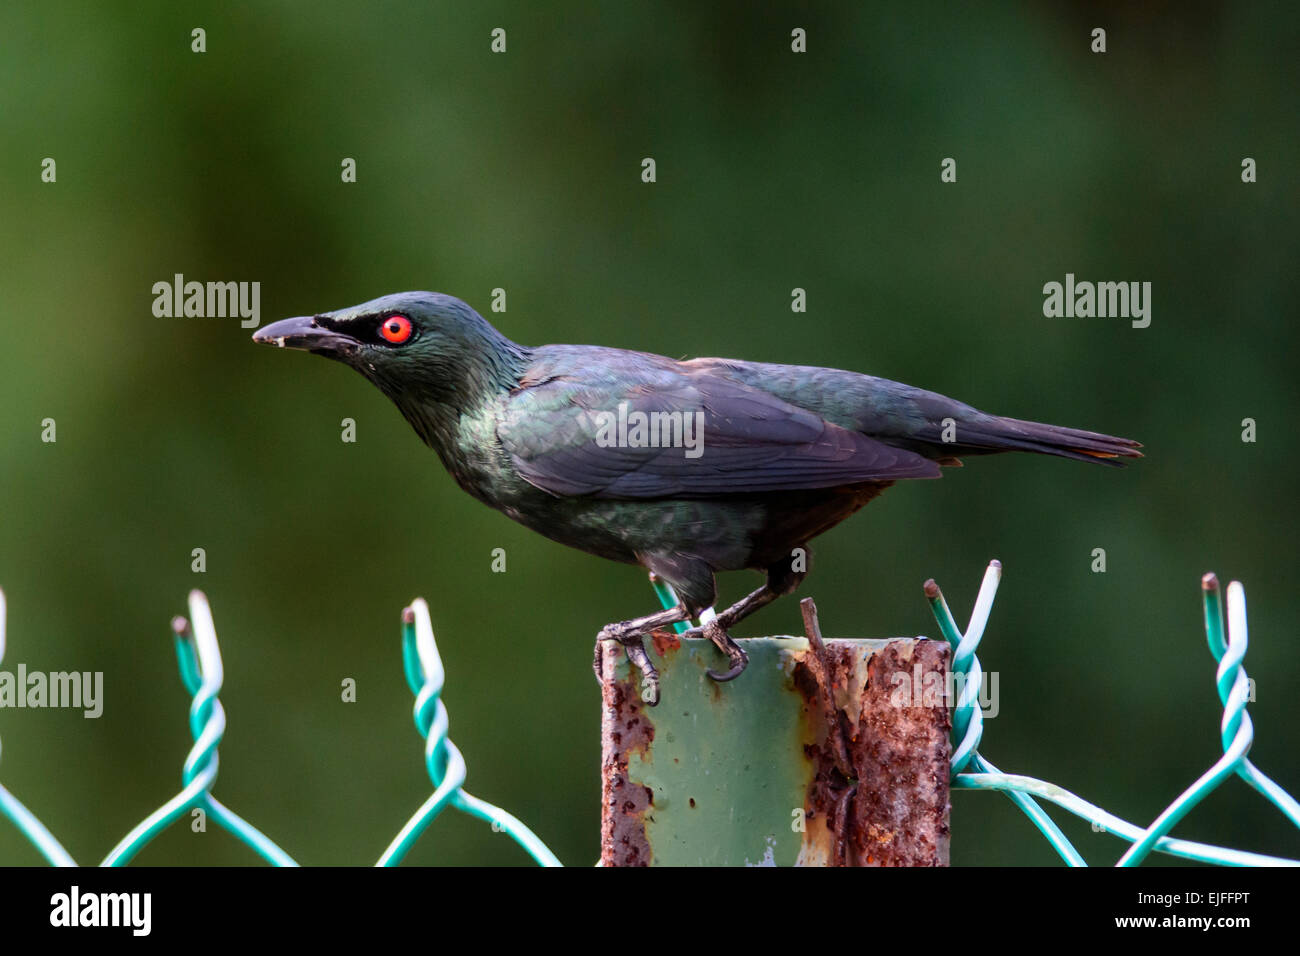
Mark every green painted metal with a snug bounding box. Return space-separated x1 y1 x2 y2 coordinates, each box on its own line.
608 635 817 865
602 620 951 866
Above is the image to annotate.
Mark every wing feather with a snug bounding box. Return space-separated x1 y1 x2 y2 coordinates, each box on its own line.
497 352 940 499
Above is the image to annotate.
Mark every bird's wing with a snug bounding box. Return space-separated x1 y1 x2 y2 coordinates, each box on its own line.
497 357 940 499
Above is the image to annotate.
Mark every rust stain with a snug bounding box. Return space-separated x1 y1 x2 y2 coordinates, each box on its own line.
648 628 681 658
794 599 951 866
844 640 951 866
599 642 655 866
600 599 950 867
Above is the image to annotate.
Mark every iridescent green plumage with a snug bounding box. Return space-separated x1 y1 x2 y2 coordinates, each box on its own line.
253 291 1140 702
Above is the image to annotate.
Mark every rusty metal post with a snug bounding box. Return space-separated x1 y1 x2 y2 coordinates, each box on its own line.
600 599 951 866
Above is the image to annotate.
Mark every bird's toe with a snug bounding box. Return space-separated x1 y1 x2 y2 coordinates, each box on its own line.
702 621 749 683
705 659 747 682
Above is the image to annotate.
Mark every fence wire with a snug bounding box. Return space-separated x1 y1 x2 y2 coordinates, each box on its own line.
926 561 1300 866
0 588 559 867
3 563 1297 866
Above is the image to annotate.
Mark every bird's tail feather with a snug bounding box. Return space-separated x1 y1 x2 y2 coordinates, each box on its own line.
948 416 1143 467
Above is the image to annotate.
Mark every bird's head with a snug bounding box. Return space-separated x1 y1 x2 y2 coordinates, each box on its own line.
252 290 502 371
252 291 529 443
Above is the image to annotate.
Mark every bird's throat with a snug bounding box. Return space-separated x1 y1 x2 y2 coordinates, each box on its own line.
374 338 531 466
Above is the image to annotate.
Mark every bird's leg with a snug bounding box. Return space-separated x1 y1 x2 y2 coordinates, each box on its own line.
701 619 748 682
687 584 780 682
682 559 809 682
708 583 785 630
592 604 694 706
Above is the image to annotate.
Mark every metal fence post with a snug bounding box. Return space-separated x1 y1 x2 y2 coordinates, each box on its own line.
599 598 951 866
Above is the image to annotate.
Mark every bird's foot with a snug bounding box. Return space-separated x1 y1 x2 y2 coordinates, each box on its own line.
594 622 661 706
679 619 749 682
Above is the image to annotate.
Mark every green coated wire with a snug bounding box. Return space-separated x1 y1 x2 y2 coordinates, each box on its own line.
377 598 561 867
3 585 559 867
0 782 77 866
1114 577 1300 865
643 561 1300 867
649 574 691 634
0 589 78 866
7 563 1297 868
930 562 1300 867
954 770 1296 867
1205 580 1300 826
925 564 1088 866
102 591 298 867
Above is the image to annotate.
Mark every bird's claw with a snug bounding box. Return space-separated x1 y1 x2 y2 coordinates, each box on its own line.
593 624 661 706
701 620 748 683
593 616 745 703
623 637 661 706
706 658 747 682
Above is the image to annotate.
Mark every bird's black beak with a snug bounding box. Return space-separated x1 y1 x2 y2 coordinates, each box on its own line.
251 316 355 355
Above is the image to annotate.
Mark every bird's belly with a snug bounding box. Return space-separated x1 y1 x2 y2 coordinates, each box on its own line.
743 482 894 568
491 491 757 569
488 482 892 573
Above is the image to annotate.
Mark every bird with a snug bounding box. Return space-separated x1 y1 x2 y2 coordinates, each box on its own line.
252 291 1140 704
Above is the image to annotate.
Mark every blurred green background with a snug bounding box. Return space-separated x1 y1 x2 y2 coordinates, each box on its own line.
1 1 1297 866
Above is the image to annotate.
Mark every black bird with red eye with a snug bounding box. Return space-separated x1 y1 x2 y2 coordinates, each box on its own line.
252 290 1141 705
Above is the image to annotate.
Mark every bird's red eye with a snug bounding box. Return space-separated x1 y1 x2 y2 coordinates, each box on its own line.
380 314 412 344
